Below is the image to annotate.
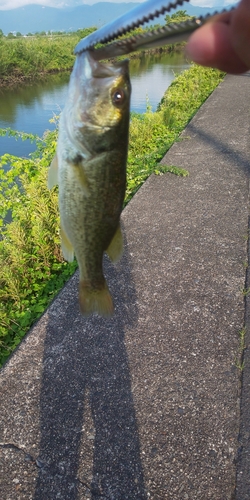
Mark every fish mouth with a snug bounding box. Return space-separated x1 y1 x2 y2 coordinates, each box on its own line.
74 50 129 82
89 54 129 79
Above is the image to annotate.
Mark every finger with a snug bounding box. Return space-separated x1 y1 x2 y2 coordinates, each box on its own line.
186 15 248 74
231 0 250 69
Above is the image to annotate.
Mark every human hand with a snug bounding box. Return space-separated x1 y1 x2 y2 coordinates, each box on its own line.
186 0 250 74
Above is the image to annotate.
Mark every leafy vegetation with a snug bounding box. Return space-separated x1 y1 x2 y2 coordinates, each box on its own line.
0 18 186 87
127 65 225 200
0 28 96 85
0 64 225 366
165 9 195 25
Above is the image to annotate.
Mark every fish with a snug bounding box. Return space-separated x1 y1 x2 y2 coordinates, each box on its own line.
48 50 131 317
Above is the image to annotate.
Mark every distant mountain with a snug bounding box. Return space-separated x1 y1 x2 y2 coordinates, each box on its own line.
0 2 225 35
0 3 139 34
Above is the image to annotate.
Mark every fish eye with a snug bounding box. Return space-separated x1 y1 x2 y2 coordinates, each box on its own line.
112 88 125 106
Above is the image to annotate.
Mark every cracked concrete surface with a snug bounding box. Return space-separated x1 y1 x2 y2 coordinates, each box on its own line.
1 74 250 499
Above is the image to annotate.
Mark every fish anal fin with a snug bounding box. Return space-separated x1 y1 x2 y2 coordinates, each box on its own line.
106 224 123 263
48 154 59 189
79 280 114 318
60 224 74 262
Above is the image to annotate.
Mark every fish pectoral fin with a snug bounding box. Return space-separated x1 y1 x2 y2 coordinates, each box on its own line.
48 154 59 189
72 162 90 197
60 224 75 262
75 154 106 197
106 224 123 263
79 280 114 318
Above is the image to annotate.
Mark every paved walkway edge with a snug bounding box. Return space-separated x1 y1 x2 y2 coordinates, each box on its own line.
236 213 250 499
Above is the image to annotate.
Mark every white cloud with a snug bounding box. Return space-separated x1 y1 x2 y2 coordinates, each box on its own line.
0 0 48 9
0 0 143 10
190 0 213 6
0 0 238 10
190 0 237 6
0 0 76 9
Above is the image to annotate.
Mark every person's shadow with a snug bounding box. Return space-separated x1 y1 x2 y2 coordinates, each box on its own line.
34 226 147 499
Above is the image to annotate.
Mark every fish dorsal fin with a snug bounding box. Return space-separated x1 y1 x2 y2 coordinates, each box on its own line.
48 154 59 189
60 224 74 262
106 224 123 263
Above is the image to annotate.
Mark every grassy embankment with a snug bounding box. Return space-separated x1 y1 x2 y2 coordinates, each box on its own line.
0 8 195 87
0 64 225 366
0 28 94 86
0 26 182 87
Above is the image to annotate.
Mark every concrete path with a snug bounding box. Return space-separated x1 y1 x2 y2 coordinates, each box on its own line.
1 73 250 500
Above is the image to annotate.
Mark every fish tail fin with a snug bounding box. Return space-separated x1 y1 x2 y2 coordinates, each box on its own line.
79 280 114 318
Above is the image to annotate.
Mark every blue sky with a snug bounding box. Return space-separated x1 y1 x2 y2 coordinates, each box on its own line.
0 0 237 10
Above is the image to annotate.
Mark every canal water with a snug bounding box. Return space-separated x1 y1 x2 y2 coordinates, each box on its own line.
0 51 190 159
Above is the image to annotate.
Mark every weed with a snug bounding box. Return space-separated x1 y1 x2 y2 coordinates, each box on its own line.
235 327 246 371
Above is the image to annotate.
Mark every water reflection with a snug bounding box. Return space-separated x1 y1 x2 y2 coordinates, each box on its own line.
130 51 189 112
0 73 69 127
0 51 190 158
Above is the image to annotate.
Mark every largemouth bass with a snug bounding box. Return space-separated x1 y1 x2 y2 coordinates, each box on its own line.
48 51 131 317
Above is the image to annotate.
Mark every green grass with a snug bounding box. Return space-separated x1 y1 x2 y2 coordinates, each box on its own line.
126 65 225 201
0 25 178 86
0 64 225 366
0 29 95 84
235 327 246 371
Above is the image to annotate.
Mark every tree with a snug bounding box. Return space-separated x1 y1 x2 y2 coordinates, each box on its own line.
76 27 97 39
165 10 195 25
35 31 46 36
0 29 4 38
16 32 22 37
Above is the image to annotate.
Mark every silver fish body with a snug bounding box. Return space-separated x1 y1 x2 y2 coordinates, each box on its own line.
48 51 131 317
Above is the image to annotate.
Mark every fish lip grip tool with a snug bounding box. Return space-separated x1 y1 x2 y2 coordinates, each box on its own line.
74 0 235 61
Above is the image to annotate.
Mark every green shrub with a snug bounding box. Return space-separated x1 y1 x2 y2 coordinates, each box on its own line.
0 29 96 82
